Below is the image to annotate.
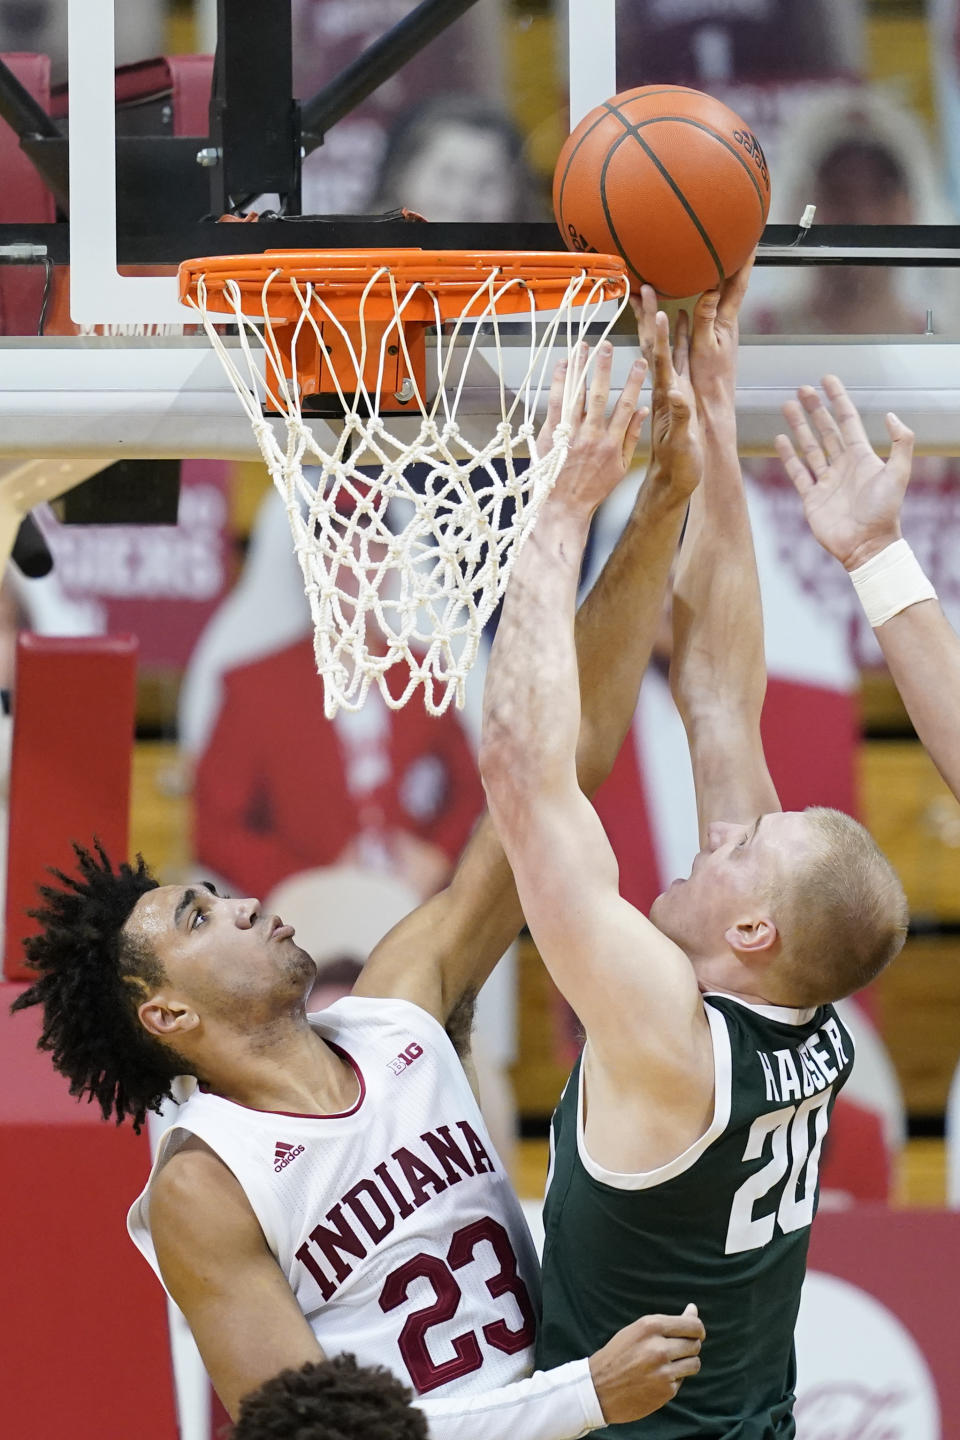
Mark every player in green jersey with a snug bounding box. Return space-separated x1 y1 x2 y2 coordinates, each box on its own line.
479 260 909 1439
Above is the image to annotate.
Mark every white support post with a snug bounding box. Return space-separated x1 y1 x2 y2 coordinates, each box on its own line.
568 0 617 128
67 0 189 326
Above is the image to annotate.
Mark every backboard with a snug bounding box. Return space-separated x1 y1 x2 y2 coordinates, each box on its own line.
63 0 619 330
0 0 959 502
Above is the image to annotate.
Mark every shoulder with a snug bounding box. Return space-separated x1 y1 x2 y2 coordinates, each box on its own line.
151 1135 264 1260
324 992 454 1050
321 994 473 1087
152 1134 245 1207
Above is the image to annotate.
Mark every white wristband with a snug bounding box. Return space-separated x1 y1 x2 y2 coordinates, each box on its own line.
848 539 936 628
416 1357 604 1440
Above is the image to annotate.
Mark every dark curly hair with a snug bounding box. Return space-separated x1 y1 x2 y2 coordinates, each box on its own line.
232 1355 427 1440
10 839 190 1132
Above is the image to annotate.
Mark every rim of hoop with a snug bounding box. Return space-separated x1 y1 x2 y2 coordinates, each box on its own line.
178 248 629 314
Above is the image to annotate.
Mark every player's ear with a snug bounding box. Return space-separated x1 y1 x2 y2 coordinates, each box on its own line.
138 995 199 1040
724 915 778 957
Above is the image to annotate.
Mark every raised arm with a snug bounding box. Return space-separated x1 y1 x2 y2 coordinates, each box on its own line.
479 344 708 1090
670 259 781 844
775 375 960 793
359 305 701 1023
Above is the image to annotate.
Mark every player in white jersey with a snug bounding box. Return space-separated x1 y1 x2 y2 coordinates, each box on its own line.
129 994 545 1398
13 311 706 1433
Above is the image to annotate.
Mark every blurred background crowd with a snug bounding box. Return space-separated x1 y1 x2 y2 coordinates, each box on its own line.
2 0 960 1209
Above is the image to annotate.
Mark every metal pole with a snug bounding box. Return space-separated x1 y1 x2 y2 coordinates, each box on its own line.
0 56 66 203
300 0 483 154
0 56 62 142
209 0 300 213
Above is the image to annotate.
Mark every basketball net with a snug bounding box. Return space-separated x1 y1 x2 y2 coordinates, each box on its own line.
185 255 629 717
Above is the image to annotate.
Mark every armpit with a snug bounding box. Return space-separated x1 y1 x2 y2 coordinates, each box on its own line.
445 987 477 1059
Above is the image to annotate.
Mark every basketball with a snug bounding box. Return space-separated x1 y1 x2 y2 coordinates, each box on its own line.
553 85 771 298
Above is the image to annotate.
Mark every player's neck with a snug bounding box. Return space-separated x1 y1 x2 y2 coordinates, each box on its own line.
199 1019 359 1116
692 951 786 1009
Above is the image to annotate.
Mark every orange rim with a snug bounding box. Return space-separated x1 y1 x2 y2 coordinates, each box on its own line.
178 248 629 322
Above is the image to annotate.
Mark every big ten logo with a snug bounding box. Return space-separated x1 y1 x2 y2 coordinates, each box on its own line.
387 1042 424 1076
732 128 770 190
567 223 598 254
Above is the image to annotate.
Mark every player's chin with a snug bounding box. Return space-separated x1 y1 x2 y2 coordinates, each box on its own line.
649 888 670 928
649 883 685 937
285 943 318 982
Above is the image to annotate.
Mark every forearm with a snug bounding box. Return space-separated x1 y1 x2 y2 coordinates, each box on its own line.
377 350 661 1018
381 503 596 1021
574 470 690 788
872 596 960 800
671 402 777 834
417 1358 603 1440
673 402 765 722
483 505 590 806
479 459 690 815
373 484 688 1019
840 538 960 794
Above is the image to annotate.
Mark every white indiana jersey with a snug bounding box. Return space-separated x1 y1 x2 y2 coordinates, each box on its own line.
128 996 541 1398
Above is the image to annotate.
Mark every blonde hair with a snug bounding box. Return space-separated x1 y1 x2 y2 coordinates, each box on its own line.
774 808 908 1006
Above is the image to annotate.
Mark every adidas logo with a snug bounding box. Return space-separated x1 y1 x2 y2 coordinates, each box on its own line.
274 1141 305 1173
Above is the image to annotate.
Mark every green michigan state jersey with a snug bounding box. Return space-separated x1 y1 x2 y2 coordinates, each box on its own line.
536 993 854 1439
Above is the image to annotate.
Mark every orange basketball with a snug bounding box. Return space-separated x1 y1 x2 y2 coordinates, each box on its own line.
553 85 771 298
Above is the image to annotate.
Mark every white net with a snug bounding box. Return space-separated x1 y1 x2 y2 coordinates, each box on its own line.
187 258 629 717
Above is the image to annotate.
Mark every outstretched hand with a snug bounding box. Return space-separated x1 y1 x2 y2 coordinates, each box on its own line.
689 253 755 402
540 341 649 516
775 374 915 571
631 285 701 500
